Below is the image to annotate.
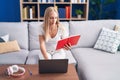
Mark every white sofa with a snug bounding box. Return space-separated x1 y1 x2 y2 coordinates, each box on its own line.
0 20 120 80
70 20 120 80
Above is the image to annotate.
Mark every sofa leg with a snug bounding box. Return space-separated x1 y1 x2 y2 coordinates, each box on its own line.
24 56 28 65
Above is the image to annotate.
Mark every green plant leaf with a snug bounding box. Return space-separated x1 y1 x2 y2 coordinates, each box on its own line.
75 9 83 15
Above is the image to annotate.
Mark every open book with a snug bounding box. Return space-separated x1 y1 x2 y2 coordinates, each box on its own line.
56 35 80 50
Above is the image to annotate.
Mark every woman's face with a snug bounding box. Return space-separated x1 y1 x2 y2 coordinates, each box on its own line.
49 11 58 25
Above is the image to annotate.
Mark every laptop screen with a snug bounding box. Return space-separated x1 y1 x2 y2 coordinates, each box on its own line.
38 59 68 73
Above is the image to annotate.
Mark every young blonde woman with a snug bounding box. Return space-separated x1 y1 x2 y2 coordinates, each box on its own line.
39 7 71 59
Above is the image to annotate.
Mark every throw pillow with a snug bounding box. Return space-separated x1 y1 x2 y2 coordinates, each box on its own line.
94 27 120 53
114 25 120 51
0 34 9 42
0 40 20 54
114 25 120 32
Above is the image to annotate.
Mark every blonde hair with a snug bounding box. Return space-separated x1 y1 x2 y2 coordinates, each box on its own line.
43 6 60 42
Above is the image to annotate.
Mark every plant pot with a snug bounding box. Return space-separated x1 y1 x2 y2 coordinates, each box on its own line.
28 0 32 2
77 15 81 18
59 0 64 2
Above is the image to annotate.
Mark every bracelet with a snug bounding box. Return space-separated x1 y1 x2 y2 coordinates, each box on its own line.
7 65 25 77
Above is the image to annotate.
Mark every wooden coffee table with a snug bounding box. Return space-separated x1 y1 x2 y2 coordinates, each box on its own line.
0 64 79 80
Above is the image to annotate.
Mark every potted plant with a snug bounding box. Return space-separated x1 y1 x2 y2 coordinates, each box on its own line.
75 9 83 18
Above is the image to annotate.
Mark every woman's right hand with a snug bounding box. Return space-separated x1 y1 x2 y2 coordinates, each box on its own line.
63 43 71 50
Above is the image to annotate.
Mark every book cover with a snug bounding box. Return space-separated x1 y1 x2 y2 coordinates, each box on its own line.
56 35 80 50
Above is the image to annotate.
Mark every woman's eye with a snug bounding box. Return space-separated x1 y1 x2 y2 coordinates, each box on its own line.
50 17 53 19
50 17 57 19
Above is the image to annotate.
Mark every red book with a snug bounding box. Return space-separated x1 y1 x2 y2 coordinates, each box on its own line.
56 35 80 50
68 6 70 18
65 6 70 19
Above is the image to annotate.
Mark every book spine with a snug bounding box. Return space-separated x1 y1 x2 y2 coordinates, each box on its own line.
58 8 65 18
48 0 53 3
52 0 54 2
30 8 33 19
48 0 50 3
71 0 73 3
23 6 29 19
23 7 27 19
49 0 54 2
68 6 70 18
74 0 77 3
39 0 42 2
32 6 35 18
27 6 30 18
42 0 46 3
65 6 70 19
79 0 81 3
81 0 86 3
28 0 33 2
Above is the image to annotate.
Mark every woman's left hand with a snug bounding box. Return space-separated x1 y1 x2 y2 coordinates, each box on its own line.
63 43 71 50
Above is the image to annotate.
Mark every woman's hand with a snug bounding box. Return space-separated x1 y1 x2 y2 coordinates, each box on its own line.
64 43 71 50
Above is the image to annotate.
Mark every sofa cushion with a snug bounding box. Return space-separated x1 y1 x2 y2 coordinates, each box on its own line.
29 22 69 50
0 49 28 64
0 34 9 42
69 20 120 48
0 22 28 50
71 48 120 80
28 22 42 50
94 28 120 53
26 50 76 64
26 50 43 64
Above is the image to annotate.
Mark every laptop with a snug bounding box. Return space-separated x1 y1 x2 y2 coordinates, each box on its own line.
38 59 68 74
